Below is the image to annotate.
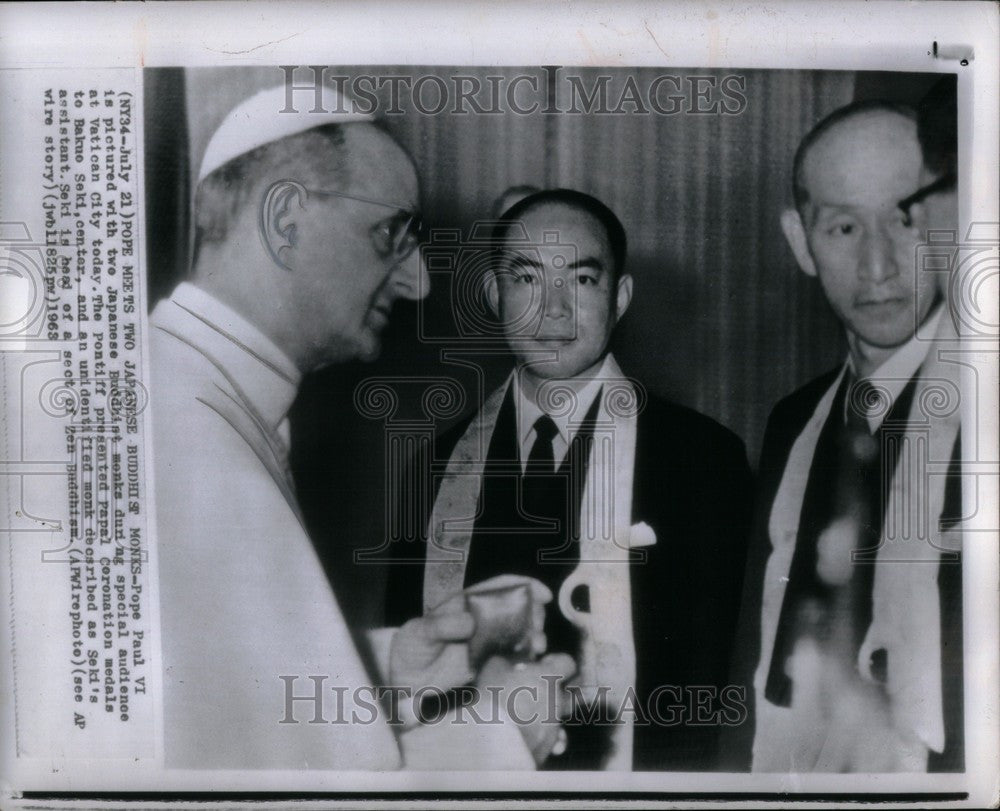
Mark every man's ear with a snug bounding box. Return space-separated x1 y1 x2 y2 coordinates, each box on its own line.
615 273 633 321
779 208 817 278
260 180 308 271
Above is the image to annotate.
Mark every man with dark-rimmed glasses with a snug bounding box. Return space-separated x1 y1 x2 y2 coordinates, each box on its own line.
149 83 534 771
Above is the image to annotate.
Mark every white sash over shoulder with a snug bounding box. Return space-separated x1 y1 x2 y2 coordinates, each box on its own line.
424 354 644 770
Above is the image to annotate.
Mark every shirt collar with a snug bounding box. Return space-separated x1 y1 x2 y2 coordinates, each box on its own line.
163 282 301 437
514 354 612 448
845 303 944 432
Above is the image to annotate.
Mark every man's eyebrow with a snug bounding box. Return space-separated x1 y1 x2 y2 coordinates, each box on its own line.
897 172 957 216
805 203 860 225
567 256 605 272
505 253 543 269
810 202 857 215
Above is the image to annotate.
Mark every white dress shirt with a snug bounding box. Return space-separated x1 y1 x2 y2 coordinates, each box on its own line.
513 356 610 472
845 305 944 432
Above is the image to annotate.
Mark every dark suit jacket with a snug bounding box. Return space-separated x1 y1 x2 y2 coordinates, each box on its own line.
386 387 754 771
724 367 963 772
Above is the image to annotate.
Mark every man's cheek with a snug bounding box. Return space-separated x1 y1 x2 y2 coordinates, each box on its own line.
500 291 530 318
902 243 925 284
813 232 860 264
916 272 941 309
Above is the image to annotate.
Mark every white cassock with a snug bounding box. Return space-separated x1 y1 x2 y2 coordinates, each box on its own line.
151 282 532 770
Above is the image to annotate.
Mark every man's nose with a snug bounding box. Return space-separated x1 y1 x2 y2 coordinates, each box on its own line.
858 227 899 285
391 249 430 301
543 277 571 318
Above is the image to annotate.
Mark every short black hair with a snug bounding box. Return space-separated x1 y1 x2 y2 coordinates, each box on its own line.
491 184 542 219
791 99 917 212
917 75 957 179
491 188 628 281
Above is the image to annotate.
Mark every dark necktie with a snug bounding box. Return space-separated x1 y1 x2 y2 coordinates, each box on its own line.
840 377 881 668
463 399 610 768
522 414 560 518
527 414 559 473
522 414 608 769
765 374 889 706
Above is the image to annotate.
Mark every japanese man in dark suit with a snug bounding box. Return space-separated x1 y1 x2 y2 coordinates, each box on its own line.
386 189 753 771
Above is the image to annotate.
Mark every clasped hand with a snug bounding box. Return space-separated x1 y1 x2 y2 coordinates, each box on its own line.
388 575 576 764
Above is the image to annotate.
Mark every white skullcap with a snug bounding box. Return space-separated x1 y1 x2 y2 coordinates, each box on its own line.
197 83 375 183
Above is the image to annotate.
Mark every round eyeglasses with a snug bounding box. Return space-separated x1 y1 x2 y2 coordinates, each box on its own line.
305 186 424 261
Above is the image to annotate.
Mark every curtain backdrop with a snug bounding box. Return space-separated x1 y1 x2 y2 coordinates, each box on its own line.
144 66 937 626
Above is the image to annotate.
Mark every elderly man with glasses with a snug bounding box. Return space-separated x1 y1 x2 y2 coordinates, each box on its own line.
150 84 534 771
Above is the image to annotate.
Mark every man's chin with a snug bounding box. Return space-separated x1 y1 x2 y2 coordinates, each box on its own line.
315 336 382 369
854 316 923 348
519 356 598 381
354 317 390 362
355 336 383 363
